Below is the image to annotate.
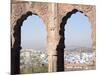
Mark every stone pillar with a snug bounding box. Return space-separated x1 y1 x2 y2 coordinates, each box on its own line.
91 14 96 51
87 6 96 51
47 3 58 72
88 8 96 66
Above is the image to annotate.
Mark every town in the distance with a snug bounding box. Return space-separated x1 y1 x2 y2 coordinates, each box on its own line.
20 47 96 73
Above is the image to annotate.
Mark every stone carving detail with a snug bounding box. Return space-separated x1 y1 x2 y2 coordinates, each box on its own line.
12 3 26 17
74 5 93 13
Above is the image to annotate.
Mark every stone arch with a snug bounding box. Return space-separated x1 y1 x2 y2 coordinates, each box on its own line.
11 2 96 74
11 11 47 74
13 11 33 49
11 2 49 48
56 8 92 71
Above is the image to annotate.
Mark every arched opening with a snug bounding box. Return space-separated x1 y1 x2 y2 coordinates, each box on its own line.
11 11 47 74
20 14 47 73
64 12 93 71
56 9 94 71
65 12 92 49
21 15 47 50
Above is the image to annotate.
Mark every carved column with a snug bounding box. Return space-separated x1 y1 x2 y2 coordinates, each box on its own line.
86 7 96 66
88 8 96 51
47 3 58 72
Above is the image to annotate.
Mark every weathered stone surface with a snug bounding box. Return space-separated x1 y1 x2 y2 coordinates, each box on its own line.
11 1 96 73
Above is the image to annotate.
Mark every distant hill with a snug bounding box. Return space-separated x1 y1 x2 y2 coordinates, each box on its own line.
64 46 93 53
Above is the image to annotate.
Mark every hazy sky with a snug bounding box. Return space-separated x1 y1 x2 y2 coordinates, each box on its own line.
65 12 92 48
21 15 47 50
21 12 92 50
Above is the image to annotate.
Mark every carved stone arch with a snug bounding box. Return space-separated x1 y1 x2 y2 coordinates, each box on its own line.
24 2 49 31
11 2 96 74
13 11 33 48
11 10 48 74
56 8 95 71
11 2 49 47
12 9 48 48
11 2 49 74
11 11 33 74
